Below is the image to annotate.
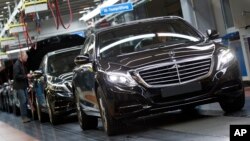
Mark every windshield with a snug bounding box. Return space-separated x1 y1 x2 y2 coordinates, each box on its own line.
47 49 80 76
99 19 203 58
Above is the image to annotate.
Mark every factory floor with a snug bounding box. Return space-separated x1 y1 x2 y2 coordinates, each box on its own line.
0 88 250 141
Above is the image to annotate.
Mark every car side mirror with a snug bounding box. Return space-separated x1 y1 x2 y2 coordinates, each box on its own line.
206 29 219 40
74 55 90 65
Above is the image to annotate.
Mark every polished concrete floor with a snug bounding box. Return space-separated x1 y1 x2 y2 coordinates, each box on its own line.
1 88 250 141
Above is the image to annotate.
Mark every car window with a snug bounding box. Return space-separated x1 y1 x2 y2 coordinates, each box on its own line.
99 19 202 58
47 49 81 76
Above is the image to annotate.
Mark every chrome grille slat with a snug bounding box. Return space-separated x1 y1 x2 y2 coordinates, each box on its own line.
144 74 178 81
141 70 177 78
180 72 208 80
179 64 210 72
138 58 212 87
149 79 180 84
173 49 214 54
140 67 176 75
179 67 210 76
179 60 211 67
171 53 212 59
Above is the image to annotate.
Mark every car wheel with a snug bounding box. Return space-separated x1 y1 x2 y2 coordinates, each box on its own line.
8 100 13 113
13 104 20 116
5 98 10 113
75 92 98 130
97 87 122 136
36 96 47 122
181 106 197 113
46 96 58 125
4 97 9 112
219 91 245 113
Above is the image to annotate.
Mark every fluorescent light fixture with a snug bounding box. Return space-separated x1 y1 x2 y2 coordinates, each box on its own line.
6 47 29 54
0 15 3 17
3 7 8 9
79 0 119 21
79 11 87 14
84 7 91 10
6 2 10 4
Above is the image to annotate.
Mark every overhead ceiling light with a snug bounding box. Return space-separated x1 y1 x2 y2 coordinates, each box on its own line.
79 0 119 21
3 7 8 9
84 7 91 10
6 47 29 54
0 15 3 17
79 11 87 14
6 2 10 4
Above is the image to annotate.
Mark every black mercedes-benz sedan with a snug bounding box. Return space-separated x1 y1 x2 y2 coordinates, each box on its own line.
72 16 245 135
33 46 81 124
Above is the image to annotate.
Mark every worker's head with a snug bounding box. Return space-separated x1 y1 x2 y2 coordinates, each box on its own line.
18 51 28 63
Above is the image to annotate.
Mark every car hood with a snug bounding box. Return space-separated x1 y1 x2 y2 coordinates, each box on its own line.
100 42 216 71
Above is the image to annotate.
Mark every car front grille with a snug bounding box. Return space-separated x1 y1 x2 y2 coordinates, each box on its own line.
138 58 212 87
65 82 72 92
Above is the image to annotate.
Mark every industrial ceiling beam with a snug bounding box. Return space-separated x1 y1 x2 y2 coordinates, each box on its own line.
0 0 24 37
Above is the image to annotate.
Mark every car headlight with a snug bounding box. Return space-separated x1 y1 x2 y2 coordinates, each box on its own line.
106 72 137 87
49 84 70 93
216 49 235 70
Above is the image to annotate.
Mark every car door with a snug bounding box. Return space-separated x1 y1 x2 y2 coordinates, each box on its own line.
73 35 98 113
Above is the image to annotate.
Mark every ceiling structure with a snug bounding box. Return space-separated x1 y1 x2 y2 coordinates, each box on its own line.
0 0 99 26
0 0 103 53
0 0 15 22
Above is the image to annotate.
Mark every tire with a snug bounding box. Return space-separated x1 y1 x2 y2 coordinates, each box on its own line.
219 91 245 113
5 97 10 113
3 97 9 112
181 106 197 113
8 105 13 113
36 96 47 122
97 87 123 136
46 96 58 125
75 92 98 130
13 104 20 116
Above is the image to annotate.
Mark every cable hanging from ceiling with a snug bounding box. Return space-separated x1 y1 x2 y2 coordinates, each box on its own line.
48 0 73 30
19 10 33 49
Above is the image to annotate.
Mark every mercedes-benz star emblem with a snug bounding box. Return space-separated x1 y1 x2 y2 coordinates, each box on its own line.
168 50 175 58
170 64 181 69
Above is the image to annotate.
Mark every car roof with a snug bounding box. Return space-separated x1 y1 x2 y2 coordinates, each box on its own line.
95 16 182 34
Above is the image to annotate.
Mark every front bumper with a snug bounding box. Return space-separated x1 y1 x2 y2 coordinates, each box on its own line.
100 63 243 120
49 91 76 115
